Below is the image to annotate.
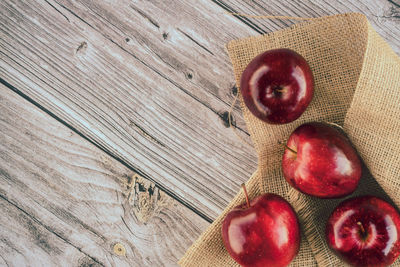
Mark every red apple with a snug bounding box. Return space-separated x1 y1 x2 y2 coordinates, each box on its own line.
282 122 362 198
222 184 300 267
326 196 400 266
240 48 314 124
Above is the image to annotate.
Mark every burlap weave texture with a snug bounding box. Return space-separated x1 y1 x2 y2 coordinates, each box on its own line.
179 13 400 267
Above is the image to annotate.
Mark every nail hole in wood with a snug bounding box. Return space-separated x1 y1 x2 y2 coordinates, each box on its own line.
162 32 168 40
231 85 238 96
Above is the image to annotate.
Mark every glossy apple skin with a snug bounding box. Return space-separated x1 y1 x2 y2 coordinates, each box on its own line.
326 196 400 267
240 48 314 124
282 122 362 198
221 194 300 267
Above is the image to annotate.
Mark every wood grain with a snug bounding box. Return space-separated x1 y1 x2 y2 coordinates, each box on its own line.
214 0 400 54
0 0 259 220
0 84 209 266
1 0 399 221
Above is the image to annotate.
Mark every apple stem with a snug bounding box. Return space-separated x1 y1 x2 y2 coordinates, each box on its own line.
357 222 366 235
275 88 287 93
278 140 297 154
241 183 250 208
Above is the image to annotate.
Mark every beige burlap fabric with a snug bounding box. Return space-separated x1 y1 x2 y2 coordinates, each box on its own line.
179 13 400 267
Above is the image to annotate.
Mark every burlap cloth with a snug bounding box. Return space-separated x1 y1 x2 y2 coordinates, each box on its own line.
179 13 400 267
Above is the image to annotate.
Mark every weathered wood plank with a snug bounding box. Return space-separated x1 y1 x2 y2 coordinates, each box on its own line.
214 0 400 54
0 0 259 220
0 84 209 266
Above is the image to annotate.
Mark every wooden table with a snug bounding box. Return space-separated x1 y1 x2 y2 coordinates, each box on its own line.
1 0 399 266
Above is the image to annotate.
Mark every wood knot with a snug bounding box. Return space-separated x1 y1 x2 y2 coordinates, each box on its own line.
123 174 171 224
113 243 126 256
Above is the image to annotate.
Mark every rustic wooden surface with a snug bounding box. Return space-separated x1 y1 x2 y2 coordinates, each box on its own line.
1 0 400 265
0 84 208 266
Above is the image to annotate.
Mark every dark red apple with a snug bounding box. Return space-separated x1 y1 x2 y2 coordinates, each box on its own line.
221 184 300 267
282 122 362 198
326 196 400 266
240 48 314 124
